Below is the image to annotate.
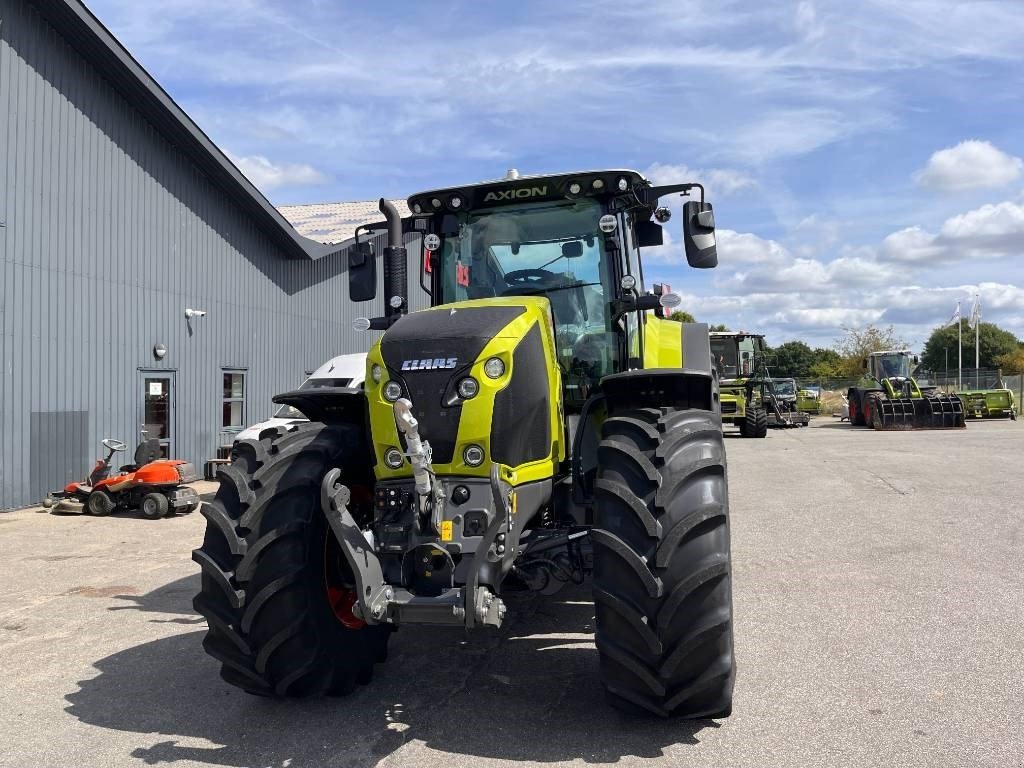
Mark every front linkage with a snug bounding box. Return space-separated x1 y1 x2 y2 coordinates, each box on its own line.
320 461 509 628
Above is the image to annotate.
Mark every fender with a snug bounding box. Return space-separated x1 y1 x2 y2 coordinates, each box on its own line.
272 387 368 428
602 321 718 413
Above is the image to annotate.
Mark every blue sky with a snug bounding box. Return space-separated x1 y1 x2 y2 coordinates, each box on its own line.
87 0 1024 349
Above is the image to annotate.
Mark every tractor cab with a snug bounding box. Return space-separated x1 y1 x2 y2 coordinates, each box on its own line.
349 169 718 410
709 332 767 382
867 350 913 383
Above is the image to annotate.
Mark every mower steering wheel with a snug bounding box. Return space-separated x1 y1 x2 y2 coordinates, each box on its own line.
102 438 127 452
503 268 559 291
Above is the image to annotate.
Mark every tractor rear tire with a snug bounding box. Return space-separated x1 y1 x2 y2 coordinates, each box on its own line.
140 492 169 519
593 407 735 718
86 490 115 516
740 407 767 438
849 393 866 426
192 423 390 697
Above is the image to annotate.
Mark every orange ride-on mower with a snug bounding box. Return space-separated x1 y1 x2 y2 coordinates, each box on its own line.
43 437 200 519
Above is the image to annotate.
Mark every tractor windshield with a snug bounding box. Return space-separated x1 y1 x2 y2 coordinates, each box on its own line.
774 379 796 396
875 353 910 378
436 199 618 391
710 336 761 379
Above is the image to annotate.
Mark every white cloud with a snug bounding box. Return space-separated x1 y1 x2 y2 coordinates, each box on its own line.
881 200 1024 263
794 1 826 43
880 226 945 263
914 140 1023 191
226 152 328 190
644 163 756 197
939 200 1024 240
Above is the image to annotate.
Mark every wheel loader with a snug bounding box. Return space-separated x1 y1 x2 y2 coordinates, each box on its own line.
193 169 735 718
847 350 965 429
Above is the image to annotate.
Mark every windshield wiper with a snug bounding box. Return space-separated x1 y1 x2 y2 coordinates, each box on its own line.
506 280 597 297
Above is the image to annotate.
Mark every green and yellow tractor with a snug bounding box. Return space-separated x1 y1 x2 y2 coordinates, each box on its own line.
193 169 735 718
709 331 806 434
847 350 965 429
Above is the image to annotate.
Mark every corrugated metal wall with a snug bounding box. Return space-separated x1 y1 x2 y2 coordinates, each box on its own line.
0 0 427 509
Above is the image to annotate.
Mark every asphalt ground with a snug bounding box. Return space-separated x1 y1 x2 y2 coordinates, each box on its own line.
1 418 1022 768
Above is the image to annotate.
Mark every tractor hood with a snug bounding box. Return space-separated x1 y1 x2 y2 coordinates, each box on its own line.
366 298 564 486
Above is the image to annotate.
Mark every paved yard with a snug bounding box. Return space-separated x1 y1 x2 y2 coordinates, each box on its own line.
0 420 1021 767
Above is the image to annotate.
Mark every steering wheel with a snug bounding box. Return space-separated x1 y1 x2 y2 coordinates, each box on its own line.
502 268 561 292
102 438 127 452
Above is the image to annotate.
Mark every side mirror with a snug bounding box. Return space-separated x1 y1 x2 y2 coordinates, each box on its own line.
348 241 377 302
682 201 718 268
561 240 583 259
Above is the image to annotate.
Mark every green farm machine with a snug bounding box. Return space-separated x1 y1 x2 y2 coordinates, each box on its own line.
847 350 965 429
192 169 735 718
709 331 807 435
954 376 1017 421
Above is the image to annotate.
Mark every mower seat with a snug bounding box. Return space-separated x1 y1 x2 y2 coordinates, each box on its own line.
120 438 162 472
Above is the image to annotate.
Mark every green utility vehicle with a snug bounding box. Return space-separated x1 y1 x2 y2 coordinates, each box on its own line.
193 169 735 718
847 350 965 429
773 378 819 417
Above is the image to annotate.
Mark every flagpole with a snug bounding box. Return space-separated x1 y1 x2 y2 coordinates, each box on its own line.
974 294 980 388
957 300 962 391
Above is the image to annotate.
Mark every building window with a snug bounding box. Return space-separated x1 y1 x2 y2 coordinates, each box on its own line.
222 370 246 429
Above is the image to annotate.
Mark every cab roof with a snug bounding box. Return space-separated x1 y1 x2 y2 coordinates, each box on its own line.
406 169 650 215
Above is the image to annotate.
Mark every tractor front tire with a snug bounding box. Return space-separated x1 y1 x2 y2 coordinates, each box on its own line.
740 407 768 438
86 490 115 516
867 393 884 430
192 423 390 697
593 407 735 718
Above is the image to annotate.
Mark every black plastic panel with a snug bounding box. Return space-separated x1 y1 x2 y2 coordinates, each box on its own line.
491 323 551 466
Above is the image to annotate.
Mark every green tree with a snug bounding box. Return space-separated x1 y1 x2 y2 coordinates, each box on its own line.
920 322 1020 372
995 346 1024 373
669 310 697 324
833 324 908 379
767 341 814 377
709 323 729 332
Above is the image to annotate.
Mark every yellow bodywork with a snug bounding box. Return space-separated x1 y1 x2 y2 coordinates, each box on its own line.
641 316 684 368
366 297 565 488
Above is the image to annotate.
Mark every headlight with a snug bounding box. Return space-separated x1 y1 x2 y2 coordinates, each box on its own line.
383 381 403 402
371 364 382 383
483 357 505 379
384 448 404 469
463 445 485 467
457 377 479 399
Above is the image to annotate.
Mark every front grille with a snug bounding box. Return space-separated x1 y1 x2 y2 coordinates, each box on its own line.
380 304 527 465
720 402 738 414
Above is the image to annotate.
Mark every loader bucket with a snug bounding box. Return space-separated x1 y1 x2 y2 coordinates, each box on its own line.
870 394 965 430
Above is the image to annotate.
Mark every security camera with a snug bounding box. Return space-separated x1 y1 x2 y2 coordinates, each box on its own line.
184 308 207 319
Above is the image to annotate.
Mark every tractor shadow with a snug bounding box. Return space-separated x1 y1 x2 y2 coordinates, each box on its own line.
65 582 721 766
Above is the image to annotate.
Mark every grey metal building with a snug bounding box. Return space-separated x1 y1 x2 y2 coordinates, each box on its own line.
0 0 424 509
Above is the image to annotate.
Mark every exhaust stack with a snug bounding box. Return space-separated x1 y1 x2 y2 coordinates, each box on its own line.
379 199 408 318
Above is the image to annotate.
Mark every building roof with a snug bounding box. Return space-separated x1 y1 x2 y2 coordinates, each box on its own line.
278 200 410 245
31 0 368 260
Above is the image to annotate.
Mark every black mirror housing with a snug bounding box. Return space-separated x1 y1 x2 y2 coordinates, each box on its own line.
682 200 718 268
635 220 664 248
348 241 377 302
561 240 583 259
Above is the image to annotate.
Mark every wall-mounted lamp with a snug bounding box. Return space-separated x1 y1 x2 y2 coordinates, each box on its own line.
184 308 207 319
153 343 167 360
